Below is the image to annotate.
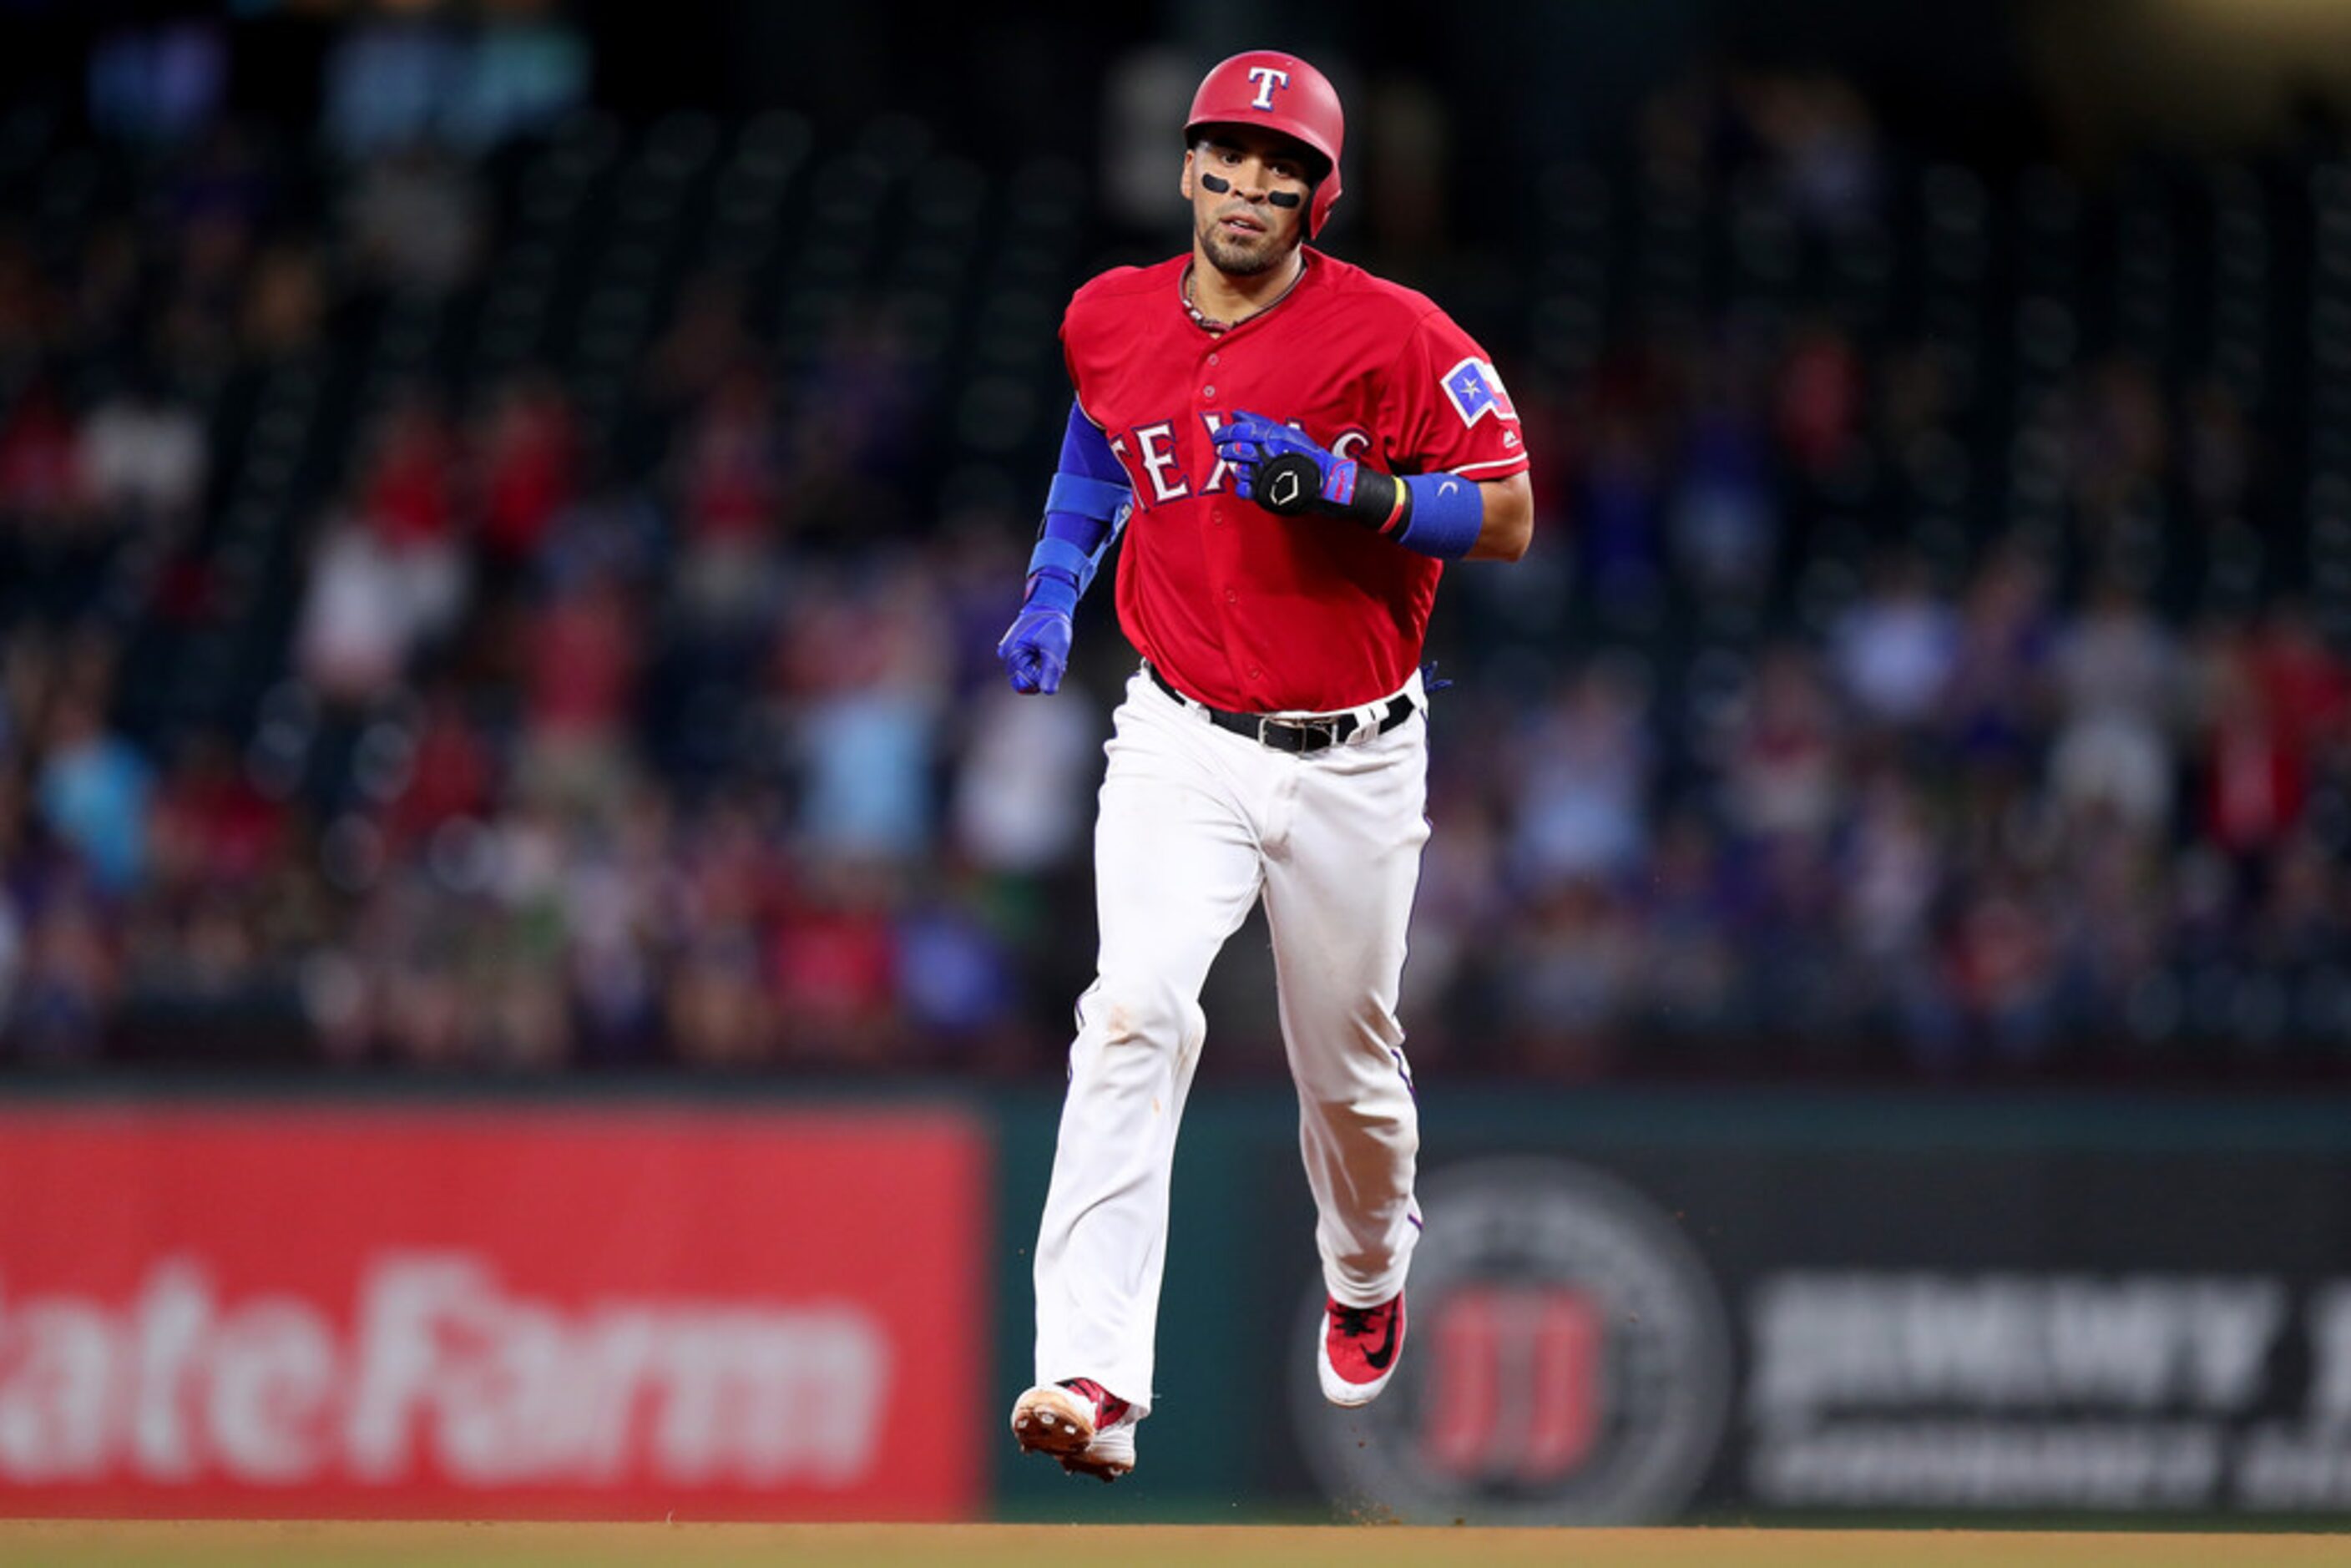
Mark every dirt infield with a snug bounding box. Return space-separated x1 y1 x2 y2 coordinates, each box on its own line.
5 1523 2348 1568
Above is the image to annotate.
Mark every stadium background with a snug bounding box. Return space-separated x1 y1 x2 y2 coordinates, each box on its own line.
7 0 2351 1534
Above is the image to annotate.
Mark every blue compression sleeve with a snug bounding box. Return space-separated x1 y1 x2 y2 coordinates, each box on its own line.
1059 399 1126 485
1029 400 1133 597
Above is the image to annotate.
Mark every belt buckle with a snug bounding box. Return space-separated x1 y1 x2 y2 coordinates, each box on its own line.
1256 714 1345 752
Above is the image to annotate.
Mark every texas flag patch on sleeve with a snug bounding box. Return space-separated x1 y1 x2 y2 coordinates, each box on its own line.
1441 357 1519 427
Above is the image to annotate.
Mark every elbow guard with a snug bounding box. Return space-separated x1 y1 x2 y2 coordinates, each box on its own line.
1026 401 1134 598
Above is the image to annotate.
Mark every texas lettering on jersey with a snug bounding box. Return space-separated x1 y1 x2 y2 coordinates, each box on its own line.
1061 247 1529 713
1111 415 1374 508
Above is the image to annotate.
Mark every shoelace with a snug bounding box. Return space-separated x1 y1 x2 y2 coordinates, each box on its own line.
1334 1303 1380 1338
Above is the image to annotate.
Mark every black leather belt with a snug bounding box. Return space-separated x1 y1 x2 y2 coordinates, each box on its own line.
1147 665 1416 756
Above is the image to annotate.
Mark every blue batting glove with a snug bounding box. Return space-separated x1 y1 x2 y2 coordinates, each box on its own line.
1211 411 1363 513
996 573 1078 695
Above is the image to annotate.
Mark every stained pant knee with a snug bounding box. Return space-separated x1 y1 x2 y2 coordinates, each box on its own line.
1084 977 1201 1054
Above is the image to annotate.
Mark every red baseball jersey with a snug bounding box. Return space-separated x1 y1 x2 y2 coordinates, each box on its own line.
1060 247 1529 713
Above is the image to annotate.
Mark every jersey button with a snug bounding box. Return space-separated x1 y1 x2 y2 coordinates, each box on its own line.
1247 666 1263 680
1201 386 1215 399
1207 353 1220 366
1225 589 1237 604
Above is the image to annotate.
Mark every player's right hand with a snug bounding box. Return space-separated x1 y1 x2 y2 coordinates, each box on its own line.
1214 411 1326 509
1214 410 1359 518
996 604 1073 695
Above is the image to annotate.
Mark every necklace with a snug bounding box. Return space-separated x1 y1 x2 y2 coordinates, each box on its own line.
1182 255 1308 335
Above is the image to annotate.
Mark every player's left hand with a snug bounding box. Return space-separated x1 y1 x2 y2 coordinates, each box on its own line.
1212 411 1357 517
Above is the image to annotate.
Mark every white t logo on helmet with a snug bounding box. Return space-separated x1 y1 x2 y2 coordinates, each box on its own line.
1246 66 1291 109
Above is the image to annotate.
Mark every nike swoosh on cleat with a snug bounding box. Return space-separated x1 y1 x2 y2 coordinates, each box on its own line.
1363 1310 1401 1371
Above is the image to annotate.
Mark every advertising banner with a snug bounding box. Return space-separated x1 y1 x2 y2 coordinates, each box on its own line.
0 1103 988 1520
1250 1095 2351 1526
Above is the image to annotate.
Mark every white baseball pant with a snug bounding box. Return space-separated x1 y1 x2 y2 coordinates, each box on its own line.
1032 664 1428 1418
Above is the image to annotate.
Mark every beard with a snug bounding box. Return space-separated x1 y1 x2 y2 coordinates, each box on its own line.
1196 213 1295 277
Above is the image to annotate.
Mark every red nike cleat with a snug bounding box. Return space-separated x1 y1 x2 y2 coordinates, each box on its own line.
1319 1291 1406 1407
1010 1377 1135 1481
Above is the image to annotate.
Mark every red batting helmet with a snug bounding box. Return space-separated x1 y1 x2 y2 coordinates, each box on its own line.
1184 50 1345 239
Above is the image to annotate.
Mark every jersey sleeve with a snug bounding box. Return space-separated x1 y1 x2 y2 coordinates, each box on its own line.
1057 269 1130 427
1381 309 1530 482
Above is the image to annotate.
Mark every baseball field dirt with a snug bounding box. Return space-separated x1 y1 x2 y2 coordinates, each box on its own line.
4 1523 2348 1567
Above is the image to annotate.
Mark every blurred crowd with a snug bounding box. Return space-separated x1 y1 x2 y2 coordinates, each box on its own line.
3 50 2349 1080
1425 558 2351 1078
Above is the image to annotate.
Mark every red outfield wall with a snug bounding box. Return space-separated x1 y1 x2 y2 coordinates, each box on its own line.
0 1105 988 1520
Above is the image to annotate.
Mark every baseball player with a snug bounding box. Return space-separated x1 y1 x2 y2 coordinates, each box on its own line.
998 49 1533 1482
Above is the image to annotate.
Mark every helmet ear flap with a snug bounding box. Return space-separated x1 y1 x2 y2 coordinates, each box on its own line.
1308 161 1342 239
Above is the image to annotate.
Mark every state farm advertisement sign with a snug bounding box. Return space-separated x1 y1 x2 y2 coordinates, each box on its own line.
0 1104 988 1519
